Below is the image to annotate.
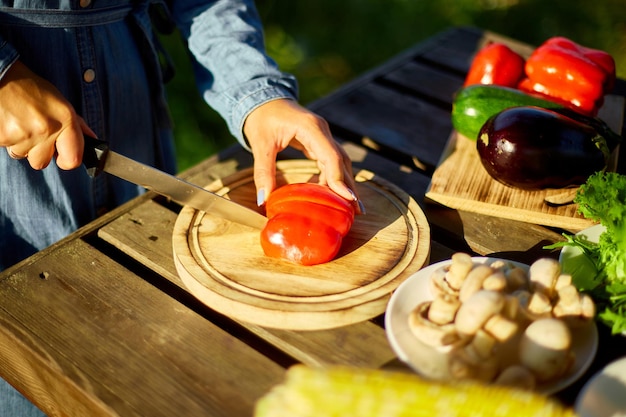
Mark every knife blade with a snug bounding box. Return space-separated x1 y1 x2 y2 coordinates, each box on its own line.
82 136 267 229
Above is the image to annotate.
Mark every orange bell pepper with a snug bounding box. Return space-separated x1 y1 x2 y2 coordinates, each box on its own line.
521 37 616 116
463 42 526 88
260 183 355 266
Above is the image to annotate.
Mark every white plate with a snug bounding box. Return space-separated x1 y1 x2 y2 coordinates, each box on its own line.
385 257 599 395
575 356 626 417
559 224 606 291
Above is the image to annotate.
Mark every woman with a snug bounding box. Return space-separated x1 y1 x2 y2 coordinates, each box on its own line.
0 0 362 414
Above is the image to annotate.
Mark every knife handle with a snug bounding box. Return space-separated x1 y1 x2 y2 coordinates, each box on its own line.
82 135 110 178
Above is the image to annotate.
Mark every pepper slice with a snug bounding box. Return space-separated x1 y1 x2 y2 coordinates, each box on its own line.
261 183 355 266
463 42 525 88
521 37 616 116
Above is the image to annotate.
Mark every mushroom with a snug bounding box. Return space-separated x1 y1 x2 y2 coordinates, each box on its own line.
455 290 505 337
519 318 574 382
446 252 474 291
501 295 520 321
429 265 459 298
527 291 553 317
494 365 536 390
459 265 494 302
408 302 463 348
553 284 582 316
464 329 497 360
428 294 461 325
528 258 561 298
408 254 591 388
580 294 596 322
483 314 518 342
553 285 596 328
512 289 551 324
449 345 500 382
555 274 572 291
482 271 508 292
504 266 529 292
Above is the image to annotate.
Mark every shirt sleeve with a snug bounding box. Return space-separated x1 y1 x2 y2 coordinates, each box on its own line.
0 35 19 80
169 0 298 148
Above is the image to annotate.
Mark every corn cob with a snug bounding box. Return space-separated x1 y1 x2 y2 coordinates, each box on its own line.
254 365 578 417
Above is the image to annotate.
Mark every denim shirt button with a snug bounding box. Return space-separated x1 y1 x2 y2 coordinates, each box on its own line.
83 69 96 83
79 0 92 7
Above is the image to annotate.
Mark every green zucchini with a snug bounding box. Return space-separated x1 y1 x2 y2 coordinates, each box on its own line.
451 84 564 140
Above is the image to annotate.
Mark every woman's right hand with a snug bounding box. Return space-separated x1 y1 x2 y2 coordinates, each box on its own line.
0 60 94 170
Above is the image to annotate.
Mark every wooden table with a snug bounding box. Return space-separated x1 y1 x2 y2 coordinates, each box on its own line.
2 26 625 416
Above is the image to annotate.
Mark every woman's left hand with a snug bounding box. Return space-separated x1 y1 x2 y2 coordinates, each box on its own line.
243 99 364 213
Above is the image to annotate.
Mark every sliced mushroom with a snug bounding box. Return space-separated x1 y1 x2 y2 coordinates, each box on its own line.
428 294 461 325
409 302 462 348
429 265 459 298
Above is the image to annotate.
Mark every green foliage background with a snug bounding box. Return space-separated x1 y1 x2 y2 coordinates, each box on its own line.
162 0 626 172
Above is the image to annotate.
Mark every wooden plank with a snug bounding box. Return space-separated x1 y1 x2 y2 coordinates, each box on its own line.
382 60 463 105
98 199 398 368
424 202 566 263
0 238 285 417
307 27 476 113
426 133 595 232
417 27 483 74
315 82 452 171
418 27 536 75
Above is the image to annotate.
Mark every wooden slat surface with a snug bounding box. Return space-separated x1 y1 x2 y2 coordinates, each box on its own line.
0 238 284 417
315 82 452 172
382 60 463 105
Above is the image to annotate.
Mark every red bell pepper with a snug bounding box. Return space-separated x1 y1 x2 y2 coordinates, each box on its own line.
260 183 355 266
463 42 525 88
521 37 616 116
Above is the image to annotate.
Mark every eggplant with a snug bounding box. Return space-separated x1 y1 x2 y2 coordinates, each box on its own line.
476 106 620 190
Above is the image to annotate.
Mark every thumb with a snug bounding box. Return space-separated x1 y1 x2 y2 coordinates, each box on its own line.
55 117 93 170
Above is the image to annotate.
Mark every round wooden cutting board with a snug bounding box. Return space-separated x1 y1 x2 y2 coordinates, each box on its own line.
172 160 430 330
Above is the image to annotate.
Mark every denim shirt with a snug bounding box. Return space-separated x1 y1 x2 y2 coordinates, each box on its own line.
0 0 298 269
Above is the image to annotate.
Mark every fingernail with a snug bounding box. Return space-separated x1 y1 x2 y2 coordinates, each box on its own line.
357 199 366 215
257 188 266 206
346 188 365 214
347 188 358 202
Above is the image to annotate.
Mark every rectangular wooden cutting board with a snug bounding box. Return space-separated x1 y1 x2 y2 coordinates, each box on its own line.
426 95 625 232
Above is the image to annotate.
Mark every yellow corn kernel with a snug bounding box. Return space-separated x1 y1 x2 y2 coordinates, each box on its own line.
254 365 578 417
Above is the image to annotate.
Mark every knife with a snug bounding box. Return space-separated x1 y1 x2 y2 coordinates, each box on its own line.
82 136 267 229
